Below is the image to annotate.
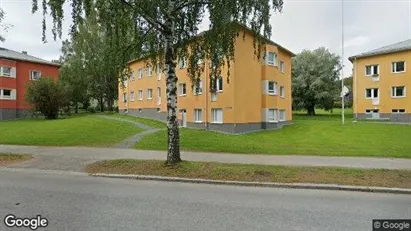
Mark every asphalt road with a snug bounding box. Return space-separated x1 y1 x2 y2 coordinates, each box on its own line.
0 171 409 231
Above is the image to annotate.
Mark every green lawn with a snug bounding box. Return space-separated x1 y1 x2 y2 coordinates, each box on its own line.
0 115 142 147
106 113 166 128
126 109 411 158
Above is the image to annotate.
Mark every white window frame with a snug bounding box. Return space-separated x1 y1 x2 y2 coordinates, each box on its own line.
194 109 203 123
123 93 127 103
268 109 278 122
194 80 203 95
147 67 153 77
1 66 11 77
157 66 162 81
179 83 187 96
280 86 285 98
280 61 285 73
392 109 406 114
365 88 379 99
365 109 379 114
30 70 42 80
268 81 277 95
216 76 223 92
147 89 153 99
130 91 135 101
1 89 12 99
138 68 143 79
365 64 379 76
266 52 277 66
211 108 223 124
130 71 135 81
392 61 406 73
391 86 406 98
279 110 286 121
211 92 217 102
138 90 143 100
179 57 187 69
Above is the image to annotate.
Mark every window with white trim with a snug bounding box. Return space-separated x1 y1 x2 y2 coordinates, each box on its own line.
268 81 277 95
179 57 187 69
130 91 135 101
1 89 11 98
123 93 127 103
147 89 153 99
216 76 223 92
179 83 187 96
1 66 11 77
157 66 162 80
194 109 203 122
280 86 285 98
366 109 379 114
130 71 135 81
268 109 278 122
147 67 153 76
211 108 223 123
211 93 217 102
392 86 405 98
194 80 203 95
138 68 143 79
266 52 277 66
392 61 405 73
279 110 286 121
365 88 379 99
280 61 285 73
392 109 406 114
365 65 379 76
30 70 41 80
138 90 143 100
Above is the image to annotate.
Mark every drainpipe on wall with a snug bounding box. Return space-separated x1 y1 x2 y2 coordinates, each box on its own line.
354 57 358 120
204 62 208 129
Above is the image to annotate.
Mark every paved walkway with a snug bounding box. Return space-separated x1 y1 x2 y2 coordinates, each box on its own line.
1 145 410 172
97 115 162 149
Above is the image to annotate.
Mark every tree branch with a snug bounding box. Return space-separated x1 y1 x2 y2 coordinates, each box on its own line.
174 0 211 13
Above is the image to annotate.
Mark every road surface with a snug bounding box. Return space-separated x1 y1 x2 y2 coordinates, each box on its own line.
0 170 409 231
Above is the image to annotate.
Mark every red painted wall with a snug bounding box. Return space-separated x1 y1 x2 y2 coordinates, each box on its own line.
0 58 59 110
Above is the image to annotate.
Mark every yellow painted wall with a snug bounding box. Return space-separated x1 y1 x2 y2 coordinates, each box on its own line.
353 50 411 114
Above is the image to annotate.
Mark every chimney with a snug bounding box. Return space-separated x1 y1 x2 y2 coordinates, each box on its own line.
22 51 28 55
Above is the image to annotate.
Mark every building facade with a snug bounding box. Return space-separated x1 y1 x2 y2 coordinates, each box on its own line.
349 39 411 123
0 47 60 120
119 26 294 133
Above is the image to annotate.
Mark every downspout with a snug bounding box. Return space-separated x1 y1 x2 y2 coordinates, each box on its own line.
354 57 358 120
204 62 208 129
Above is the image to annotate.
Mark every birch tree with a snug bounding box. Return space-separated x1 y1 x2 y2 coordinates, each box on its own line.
32 0 283 165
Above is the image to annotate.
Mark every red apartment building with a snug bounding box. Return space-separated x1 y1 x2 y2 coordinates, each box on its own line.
0 47 60 120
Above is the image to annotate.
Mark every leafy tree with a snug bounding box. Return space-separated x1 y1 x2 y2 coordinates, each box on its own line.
25 77 70 119
292 47 341 116
32 0 284 165
0 8 12 42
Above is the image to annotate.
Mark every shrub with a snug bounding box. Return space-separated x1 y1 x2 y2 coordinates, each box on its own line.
25 77 70 120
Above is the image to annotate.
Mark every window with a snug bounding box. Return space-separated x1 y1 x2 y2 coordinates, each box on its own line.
30 70 41 80
216 76 223 92
194 109 203 122
365 88 379 99
266 52 277 66
211 109 223 123
2 89 11 98
179 83 187 96
157 87 161 105
280 86 285 98
179 57 187 69
392 61 405 73
279 110 286 121
392 109 406 114
130 71 135 81
365 65 379 76
147 67 153 76
138 90 143 100
123 93 127 103
366 109 379 114
268 109 278 122
1 66 11 76
138 68 143 79
194 80 203 95
130 91 135 101
147 89 153 99
280 61 285 73
268 81 277 95
211 93 217 102
392 86 405 98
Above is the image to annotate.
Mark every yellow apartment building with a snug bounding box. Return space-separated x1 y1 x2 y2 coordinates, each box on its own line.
349 39 411 122
118 25 295 133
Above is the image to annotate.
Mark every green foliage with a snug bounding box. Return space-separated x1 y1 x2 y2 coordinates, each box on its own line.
292 47 342 115
25 77 70 120
0 8 12 42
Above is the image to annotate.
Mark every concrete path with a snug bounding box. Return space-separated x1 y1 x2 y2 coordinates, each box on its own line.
1 145 411 171
97 115 162 149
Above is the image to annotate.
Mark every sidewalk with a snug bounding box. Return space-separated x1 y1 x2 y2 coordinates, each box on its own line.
1 144 410 170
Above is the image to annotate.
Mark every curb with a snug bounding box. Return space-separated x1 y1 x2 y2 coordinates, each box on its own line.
91 173 411 195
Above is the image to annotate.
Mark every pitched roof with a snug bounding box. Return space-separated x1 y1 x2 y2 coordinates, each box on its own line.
0 47 61 67
348 39 411 62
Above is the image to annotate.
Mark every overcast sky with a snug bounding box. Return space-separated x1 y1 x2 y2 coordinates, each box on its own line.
1 0 411 78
